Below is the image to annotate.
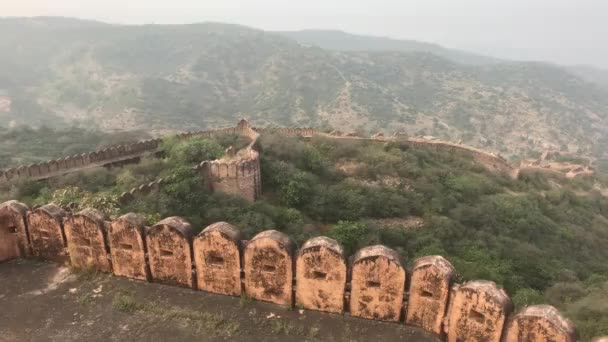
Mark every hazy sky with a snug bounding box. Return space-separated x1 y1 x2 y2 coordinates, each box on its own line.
4 0 608 68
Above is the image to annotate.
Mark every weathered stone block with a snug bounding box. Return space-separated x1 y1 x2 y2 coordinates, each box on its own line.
64 208 112 272
244 230 295 306
147 217 194 288
49 160 59 173
295 236 346 314
29 164 42 177
350 245 406 322
406 255 456 335
447 280 513 342
109 213 149 281
504 305 577 342
26 204 68 262
194 222 242 296
0 200 30 262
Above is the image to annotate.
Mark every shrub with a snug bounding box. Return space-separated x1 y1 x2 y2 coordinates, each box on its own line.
327 221 376 255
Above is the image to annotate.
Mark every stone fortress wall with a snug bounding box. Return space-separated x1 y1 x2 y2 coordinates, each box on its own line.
196 120 262 202
2 120 551 191
403 137 518 178
115 120 519 203
3 119 595 191
0 199 589 342
0 122 260 187
119 120 264 203
0 139 163 185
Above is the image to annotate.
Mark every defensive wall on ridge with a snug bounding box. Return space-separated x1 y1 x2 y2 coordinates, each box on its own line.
196 119 262 202
0 139 164 185
0 122 262 187
0 199 593 342
1 120 529 192
120 120 263 203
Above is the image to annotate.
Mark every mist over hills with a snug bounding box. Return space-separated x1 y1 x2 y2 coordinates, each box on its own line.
2 17 608 159
280 29 608 92
278 29 500 65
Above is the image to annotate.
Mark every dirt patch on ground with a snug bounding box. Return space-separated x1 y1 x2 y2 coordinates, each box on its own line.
0 260 439 341
337 161 411 189
369 217 425 230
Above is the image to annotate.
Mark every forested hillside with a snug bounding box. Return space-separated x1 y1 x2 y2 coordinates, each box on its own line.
2 17 608 160
278 29 499 65
2 130 608 339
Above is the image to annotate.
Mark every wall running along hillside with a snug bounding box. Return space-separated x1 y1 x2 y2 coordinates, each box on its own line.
0 121 261 187
119 119 263 203
0 119 526 193
0 199 588 342
196 119 262 202
3 119 591 191
0 139 162 184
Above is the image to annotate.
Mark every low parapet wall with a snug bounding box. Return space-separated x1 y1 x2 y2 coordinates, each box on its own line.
119 178 167 204
0 139 163 185
403 138 517 178
0 123 257 186
318 132 519 178
0 199 582 342
253 127 317 137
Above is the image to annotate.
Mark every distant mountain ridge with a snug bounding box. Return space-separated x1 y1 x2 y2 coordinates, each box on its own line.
279 29 608 91
277 29 500 66
1 17 608 160
566 64 608 90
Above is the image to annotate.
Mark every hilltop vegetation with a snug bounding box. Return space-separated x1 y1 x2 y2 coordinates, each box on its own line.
2 129 608 339
278 29 499 65
2 17 608 160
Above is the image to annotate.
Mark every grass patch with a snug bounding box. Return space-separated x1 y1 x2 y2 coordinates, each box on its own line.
73 266 101 282
270 320 304 335
308 324 321 338
76 293 94 306
111 293 239 337
112 292 139 313
239 293 253 308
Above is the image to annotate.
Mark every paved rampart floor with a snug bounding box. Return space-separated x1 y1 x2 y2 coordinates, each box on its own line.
0 260 439 342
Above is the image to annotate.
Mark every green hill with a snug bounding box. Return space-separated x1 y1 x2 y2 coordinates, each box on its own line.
2 17 608 160
278 29 499 65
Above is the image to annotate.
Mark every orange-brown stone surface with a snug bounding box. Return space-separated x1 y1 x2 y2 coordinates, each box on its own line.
406 255 456 335
504 305 577 342
146 217 194 288
350 245 406 322
108 213 149 281
64 208 112 272
26 204 68 262
194 222 242 296
447 280 513 342
0 200 29 262
244 230 295 306
295 236 346 314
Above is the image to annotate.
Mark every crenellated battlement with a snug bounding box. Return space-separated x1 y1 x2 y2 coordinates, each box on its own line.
195 119 262 202
0 122 259 186
2 120 541 189
0 199 584 342
0 138 162 184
